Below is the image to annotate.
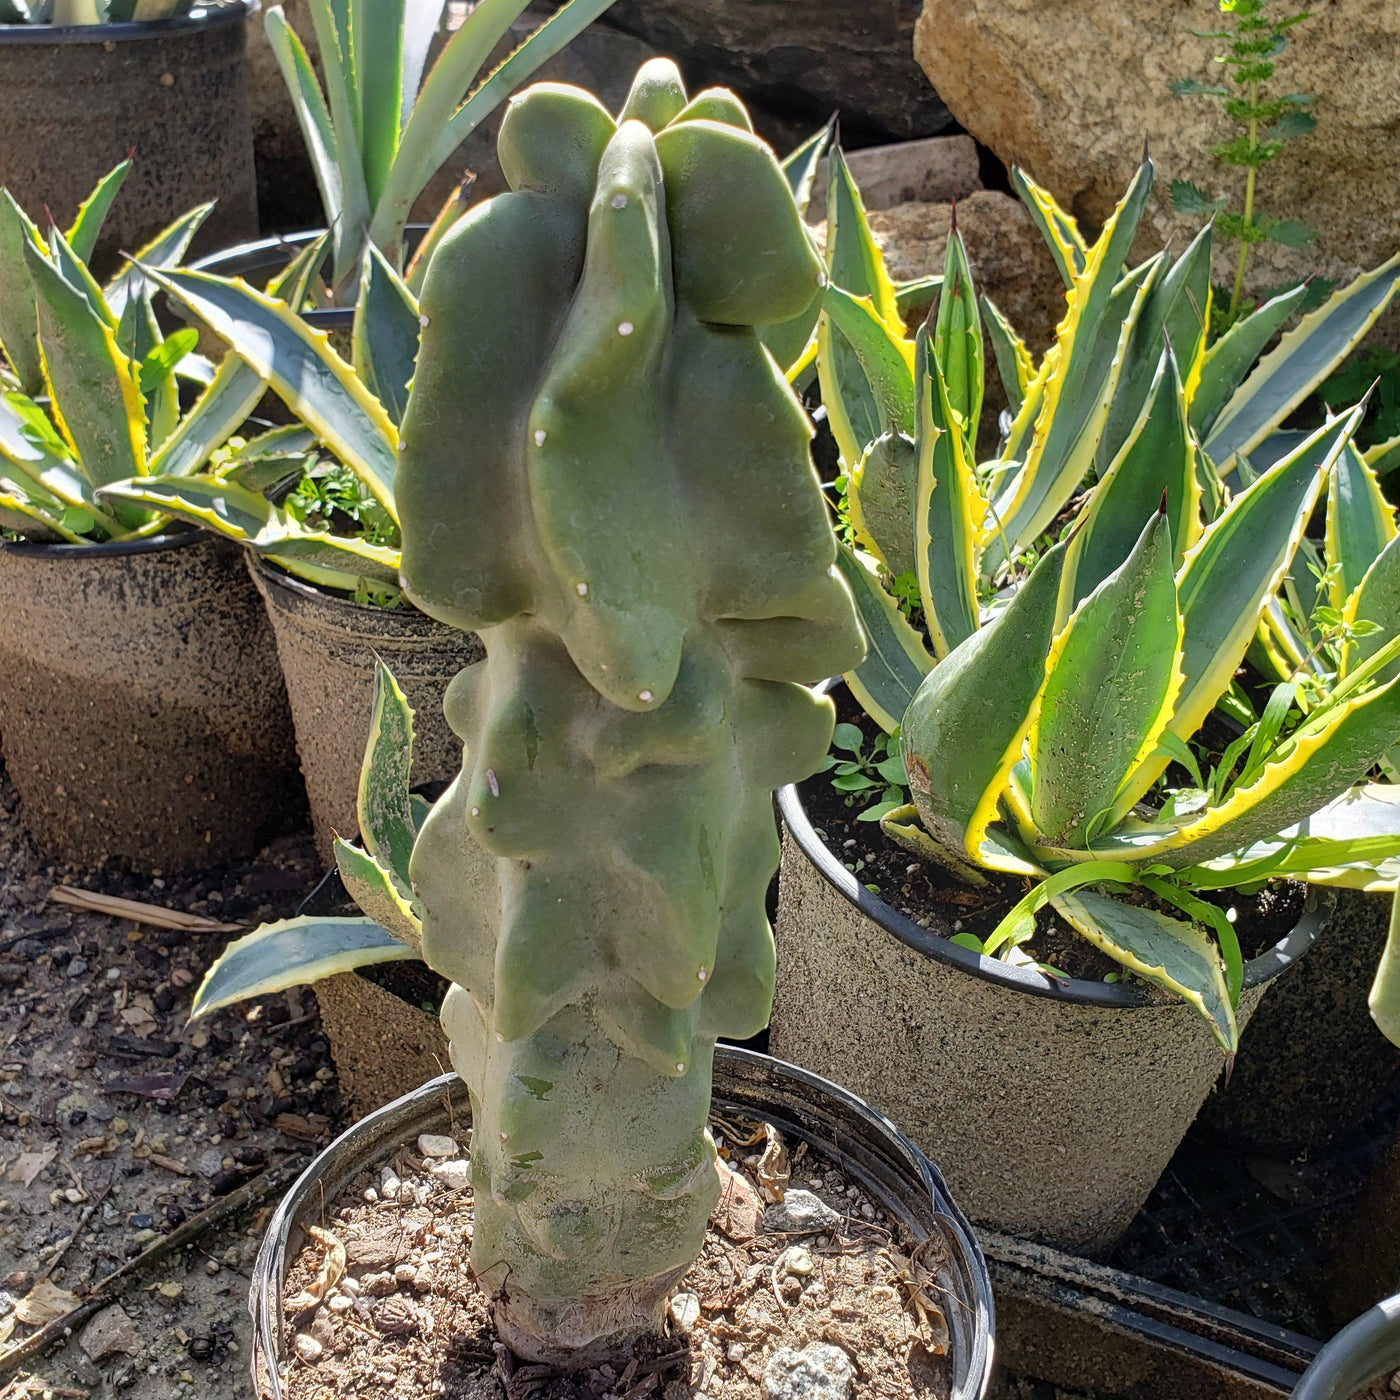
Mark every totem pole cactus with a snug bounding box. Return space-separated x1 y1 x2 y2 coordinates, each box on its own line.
394 62 864 1363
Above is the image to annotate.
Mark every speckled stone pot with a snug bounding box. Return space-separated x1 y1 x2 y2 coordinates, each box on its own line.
0 530 300 873
770 780 1330 1257
0 3 259 279
247 555 483 863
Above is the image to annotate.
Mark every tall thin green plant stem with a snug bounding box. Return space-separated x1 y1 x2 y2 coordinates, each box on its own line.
1229 78 1260 321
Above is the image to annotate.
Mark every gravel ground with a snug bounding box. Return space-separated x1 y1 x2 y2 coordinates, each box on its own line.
0 765 343 1400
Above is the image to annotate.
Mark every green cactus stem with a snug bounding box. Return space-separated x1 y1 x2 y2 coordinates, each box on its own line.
396 62 864 1363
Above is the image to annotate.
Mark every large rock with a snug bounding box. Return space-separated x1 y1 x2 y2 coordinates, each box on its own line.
601 0 953 142
914 0 1400 303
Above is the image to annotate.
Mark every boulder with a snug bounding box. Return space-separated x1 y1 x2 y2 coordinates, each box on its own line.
600 0 953 142
913 0 1400 306
805 135 982 223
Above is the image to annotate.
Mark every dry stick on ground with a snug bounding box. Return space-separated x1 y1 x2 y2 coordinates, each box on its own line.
0 1160 301 1379
46 886 244 935
35 1168 115 1284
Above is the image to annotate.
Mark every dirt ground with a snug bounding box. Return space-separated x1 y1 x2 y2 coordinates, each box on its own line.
0 763 344 1400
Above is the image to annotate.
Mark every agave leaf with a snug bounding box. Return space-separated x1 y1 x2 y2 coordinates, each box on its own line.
103 202 214 325
1191 283 1308 440
264 5 368 295
1204 253 1400 468
819 284 914 474
1053 889 1236 1050
1099 223 1212 471
933 225 983 438
148 356 268 479
0 192 46 396
851 431 916 578
358 660 417 893
401 0 450 131
834 544 932 734
334 838 422 949
982 294 1033 416
781 116 836 219
352 244 420 426
915 328 981 658
189 915 416 1020
145 267 399 513
1010 165 1087 289
1030 512 1183 847
824 147 902 328
1371 889 1400 1048
901 540 1068 869
985 163 1155 568
48 225 117 329
354 0 408 210
24 240 147 502
1327 442 1396 608
1064 346 1200 607
64 160 132 266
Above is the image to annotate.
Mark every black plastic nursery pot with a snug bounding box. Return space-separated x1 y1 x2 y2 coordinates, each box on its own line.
0 529 301 872
1291 1294 1400 1400
769 753 1331 1258
0 2 258 278
248 1053 996 1400
247 554 482 864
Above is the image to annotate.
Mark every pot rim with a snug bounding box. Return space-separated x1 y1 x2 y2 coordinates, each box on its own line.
1292 1293 1400 1400
249 1051 995 1400
189 223 430 331
779 680 1333 1009
246 547 419 621
0 0 255 43
0 524 202 558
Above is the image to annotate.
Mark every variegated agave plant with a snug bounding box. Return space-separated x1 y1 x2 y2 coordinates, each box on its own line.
817 154 1400 1049
0 165 269 542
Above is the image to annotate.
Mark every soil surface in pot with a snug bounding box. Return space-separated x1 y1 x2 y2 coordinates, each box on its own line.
0 758 346 1400
277 1114 952 1400
804 690 1306 984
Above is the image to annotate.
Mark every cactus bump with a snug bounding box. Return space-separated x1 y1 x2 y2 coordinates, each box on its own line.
395 63 864 1362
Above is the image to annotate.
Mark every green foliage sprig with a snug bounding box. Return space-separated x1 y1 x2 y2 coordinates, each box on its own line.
1171 0 1316 327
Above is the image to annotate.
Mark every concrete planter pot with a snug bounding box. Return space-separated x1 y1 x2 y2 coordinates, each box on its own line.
0 530 300 872
770 777 1331 1256
249 1055 996 1400
247 554 481 863
0 3 259 278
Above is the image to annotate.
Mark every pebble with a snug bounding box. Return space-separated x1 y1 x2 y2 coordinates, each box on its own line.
668 1291 700 1335
763 1190 842 1234
293 1333 323 1364
394 1263 416 1284
79 1304 142 1362
429 1158 471 1192
360 1271 397 1297
196 1147 224 1179
112 1118 129 1136
417 1134 458 1159
65 957 88 978
379 1166 401 1196
127 1213 155 1230
762 1343 854 1400
327 1294 354 1314
777 1245 814 1277
156 1281 183 1306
